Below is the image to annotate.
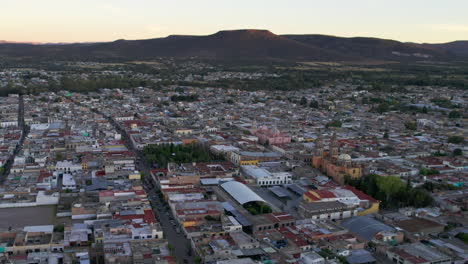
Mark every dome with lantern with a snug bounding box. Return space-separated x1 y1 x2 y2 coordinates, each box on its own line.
338 153 352 161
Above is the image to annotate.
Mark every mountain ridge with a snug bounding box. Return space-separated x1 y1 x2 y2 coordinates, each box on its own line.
0 29 466 62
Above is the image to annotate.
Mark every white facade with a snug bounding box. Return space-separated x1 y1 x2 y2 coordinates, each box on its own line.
301 251 326 264
0 120 18 128
14 156 26 165
309 209 356 221
56 160 82 172
222 216 243 233
115 115 134 121
62 173 76 190
36 191 60 205
241 165 292 186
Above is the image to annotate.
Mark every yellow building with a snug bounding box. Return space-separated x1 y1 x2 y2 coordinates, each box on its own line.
129 171 142 180
312 132 362 185
239 160 259 166
302 186 379 217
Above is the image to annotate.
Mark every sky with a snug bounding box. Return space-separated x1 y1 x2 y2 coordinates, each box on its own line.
1 0 467 43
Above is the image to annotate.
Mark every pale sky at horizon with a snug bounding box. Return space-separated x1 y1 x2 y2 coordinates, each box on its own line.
1 0 467 43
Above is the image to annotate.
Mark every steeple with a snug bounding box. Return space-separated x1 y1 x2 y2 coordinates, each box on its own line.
330 131 340 158
251 119 257 130
315 132 324 156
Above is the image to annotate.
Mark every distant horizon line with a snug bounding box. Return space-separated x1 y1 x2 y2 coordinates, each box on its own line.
1 29 466 45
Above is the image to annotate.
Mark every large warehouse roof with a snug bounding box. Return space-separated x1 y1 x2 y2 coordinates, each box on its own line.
342 215 395 241
221 181 266 205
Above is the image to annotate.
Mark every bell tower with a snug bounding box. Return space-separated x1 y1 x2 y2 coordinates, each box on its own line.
330 131 340 158
315 132 324 156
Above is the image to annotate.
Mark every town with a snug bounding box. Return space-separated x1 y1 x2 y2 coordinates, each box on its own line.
0 75 465 264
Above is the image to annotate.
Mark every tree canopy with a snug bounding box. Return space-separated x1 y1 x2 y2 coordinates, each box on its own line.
143 143 221 168
345 174 433 209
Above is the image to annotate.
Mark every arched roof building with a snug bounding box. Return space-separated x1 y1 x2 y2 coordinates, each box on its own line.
221 181 266 205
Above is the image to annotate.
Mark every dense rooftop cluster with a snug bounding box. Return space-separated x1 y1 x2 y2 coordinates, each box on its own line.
0 82 465 264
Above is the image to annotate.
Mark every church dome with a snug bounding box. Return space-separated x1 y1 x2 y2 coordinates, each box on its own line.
271 127 280 135
338 154 352 161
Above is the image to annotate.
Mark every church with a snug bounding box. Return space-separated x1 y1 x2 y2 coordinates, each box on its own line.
251 121 291 145
312 132 362 184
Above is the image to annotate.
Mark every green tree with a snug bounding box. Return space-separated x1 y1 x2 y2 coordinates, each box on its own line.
448 110 461 119
143 143 218 168
347 174 433 209
448 136 464 144
377 176 405 201
54 224 65 232
193 256 202 264
204 215 217 221
455 233 468 244
404 122 417 131
376 103 390 113
326 120 342 128
309 100 319 108
168 244 175 254
247 207 258 215
420 168 440 175
55 153 64 161
453 148 463 156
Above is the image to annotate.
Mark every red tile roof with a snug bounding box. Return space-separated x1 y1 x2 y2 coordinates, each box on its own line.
343 185 378 203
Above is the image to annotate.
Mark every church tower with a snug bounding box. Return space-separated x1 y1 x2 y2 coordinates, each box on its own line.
251 120 257 130
330 131 340 158
315 132 324 156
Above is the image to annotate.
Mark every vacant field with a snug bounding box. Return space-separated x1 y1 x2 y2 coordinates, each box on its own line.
0 206 56 229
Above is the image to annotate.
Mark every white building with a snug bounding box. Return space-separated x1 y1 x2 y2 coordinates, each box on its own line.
14 156 26 165
301 251 326 264
241 165 292 186
62 173 76 190
56 160 82 172
0 120 18 128
222 216 243 233
36 191 60 205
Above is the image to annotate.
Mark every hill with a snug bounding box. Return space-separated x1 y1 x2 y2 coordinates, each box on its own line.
282 34 452 61
0 30 465 62
71 29 356 61
423 41 468 56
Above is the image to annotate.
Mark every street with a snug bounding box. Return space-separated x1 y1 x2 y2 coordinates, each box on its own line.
79 101 195 264
1 95 28 184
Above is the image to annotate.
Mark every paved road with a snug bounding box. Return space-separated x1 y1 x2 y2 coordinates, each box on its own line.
77 101 194 264
1 95 28 184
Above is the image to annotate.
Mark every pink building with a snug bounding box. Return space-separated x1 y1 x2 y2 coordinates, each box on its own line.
253 125 291 145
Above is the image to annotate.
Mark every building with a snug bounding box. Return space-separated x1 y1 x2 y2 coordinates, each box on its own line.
302 186 380 216
220 181 266 206
312 132 363 184
394 217 444 237
341 216 403 244
301 251 326 264
55 160 82 172
298 200 358 220
241 165 292 186
230 151 281 166
386 243 452 264
62 173 77 190
252 124 291 145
